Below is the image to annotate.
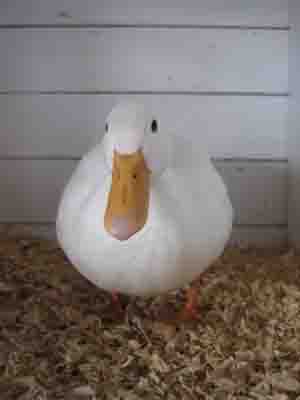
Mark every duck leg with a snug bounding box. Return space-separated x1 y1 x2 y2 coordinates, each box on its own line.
111 290 125 317
177 285 199 321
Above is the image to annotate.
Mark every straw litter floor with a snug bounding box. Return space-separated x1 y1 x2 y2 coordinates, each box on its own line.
0 237 300 400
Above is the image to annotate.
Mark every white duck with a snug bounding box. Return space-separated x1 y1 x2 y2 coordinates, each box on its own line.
56 101 233 319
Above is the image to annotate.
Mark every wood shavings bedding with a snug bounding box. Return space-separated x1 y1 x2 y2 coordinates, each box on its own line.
0 238 299 399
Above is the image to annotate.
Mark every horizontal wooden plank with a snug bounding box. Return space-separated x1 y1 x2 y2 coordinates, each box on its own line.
0 224 288 248
230 226 287 248
216 161 287 225
0 94 287 159
0 160 77 222
0 223 58 241
1 29 288 92
0 160 287 225
0 0 288 27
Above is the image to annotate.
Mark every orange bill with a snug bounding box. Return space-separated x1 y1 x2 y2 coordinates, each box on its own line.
104 149 150 240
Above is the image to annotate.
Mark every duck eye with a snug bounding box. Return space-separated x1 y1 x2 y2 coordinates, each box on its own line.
151 119 158 133
105 123 109 132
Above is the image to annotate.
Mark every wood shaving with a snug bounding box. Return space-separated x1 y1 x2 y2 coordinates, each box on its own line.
0 238 299 399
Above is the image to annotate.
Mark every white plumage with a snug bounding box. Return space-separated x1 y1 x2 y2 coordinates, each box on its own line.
56 101 233 297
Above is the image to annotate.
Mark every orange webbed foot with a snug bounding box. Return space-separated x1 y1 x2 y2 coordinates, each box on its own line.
176 286 199 321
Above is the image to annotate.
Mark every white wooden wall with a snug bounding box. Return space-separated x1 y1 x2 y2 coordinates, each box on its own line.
289 1 300 247
0 1 289 246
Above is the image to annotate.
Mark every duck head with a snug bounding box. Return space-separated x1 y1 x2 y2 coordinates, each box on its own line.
103 101 170 241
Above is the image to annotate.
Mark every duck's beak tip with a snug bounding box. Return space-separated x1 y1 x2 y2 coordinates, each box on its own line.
106 216 139 241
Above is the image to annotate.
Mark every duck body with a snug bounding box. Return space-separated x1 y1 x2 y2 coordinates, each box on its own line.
57 102 233 297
